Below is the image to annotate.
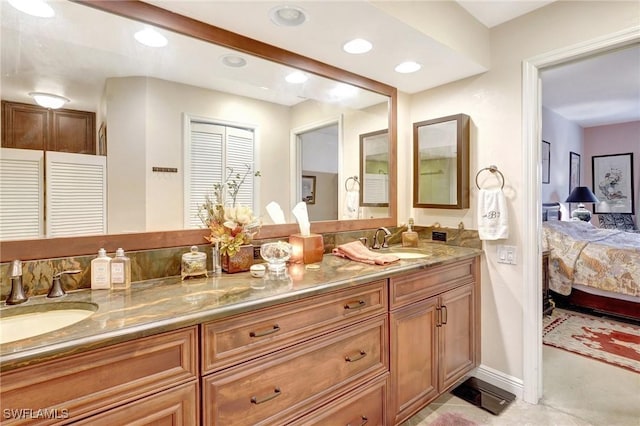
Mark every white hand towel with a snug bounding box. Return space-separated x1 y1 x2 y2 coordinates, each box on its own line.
478 188 509 240
343 190 359 219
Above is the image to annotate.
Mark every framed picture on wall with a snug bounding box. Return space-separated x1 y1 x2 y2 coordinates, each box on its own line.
542 141 550 184
592 153 635 214
569 151 580 210
302 175 316 204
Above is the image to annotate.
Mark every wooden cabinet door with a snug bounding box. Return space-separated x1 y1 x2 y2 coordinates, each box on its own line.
50 109 95 154
1 101 48 150
389 296 439 425
439 283 475 391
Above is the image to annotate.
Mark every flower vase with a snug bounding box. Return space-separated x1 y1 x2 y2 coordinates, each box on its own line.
222 244 254 273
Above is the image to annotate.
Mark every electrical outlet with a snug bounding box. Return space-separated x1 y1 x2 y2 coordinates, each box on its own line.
497 245 517 265
253 245 261 259
432 231 447 242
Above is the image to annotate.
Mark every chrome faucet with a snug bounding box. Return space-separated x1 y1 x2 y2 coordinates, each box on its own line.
6 260 28 305
371 227 392 250
47 269 82 298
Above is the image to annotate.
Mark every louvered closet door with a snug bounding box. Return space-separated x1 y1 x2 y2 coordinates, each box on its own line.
0 148 44 239
46 151 107 237
185 122 224 229
184 122 255 229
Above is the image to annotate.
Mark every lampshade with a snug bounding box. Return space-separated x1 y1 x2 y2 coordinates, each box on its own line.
565 186 599 203
29 92 69 109
565 186 598 221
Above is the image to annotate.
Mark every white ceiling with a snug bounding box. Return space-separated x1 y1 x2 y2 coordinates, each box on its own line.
3 0 638 128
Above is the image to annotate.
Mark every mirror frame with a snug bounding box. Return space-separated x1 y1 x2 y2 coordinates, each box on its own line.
0 0 397 262
412 113 469 209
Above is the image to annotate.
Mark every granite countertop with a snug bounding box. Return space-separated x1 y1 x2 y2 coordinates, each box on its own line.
0 243 481 372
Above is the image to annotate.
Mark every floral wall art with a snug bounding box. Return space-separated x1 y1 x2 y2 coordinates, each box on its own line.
592 153 635 214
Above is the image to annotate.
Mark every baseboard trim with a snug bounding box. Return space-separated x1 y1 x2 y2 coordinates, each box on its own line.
472 364 525 400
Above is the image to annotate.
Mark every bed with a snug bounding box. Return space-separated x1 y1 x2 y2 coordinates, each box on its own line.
542 211 640 322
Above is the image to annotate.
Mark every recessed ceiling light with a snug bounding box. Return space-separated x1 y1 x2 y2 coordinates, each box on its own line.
221 54 247 68
395 61 421 74
285 71 308 84
29 92 69 109
330 83 357 100
269 5 307 26
8 0 54 17
343 39 373 54
134 28 168 48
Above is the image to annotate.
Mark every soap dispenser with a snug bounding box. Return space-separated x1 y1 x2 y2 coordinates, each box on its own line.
91 248 111 290
402 218 419 247
111 248 131 290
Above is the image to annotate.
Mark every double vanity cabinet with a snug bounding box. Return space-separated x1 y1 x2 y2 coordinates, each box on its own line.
0 254 480 425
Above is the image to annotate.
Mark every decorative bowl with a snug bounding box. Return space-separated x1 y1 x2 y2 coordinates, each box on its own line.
260 241 292 272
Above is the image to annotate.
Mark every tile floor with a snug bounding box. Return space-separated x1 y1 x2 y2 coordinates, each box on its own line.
403 317 640 425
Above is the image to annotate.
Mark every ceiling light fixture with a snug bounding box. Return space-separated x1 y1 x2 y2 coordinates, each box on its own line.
29 92 69 109
394 61 422 74
285 71 308 84
269 5 307 27
8 0 54 18
221 54 247 68
343 39 373 54
134 27 168 47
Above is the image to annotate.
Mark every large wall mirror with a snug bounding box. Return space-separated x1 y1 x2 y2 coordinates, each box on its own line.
413 114 469 209
0 0 397 261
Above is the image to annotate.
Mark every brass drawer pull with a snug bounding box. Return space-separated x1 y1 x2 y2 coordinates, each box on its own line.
249 324 281 338
344 300 366 310
251 387 281 404
347 415 368 426
442 305 448 325
345 350 367 362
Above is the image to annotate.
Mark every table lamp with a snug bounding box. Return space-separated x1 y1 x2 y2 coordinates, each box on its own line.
565 186 598 221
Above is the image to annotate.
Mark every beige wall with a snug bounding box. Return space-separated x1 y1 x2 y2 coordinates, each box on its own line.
398 1 639 382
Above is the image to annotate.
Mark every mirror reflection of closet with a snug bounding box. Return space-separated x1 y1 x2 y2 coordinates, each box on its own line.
413 114 470 209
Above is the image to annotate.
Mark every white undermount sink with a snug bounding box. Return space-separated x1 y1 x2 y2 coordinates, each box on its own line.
386 248 430 259
0 302 97 345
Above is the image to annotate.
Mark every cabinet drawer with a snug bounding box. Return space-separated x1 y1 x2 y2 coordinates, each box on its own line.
289 374 388 426
202 315 388 426
72 381 199 425
390 259 475 309
0 327 197 425
201 280 387 374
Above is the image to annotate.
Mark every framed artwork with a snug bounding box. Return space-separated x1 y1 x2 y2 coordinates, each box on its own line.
542 141 550 184
302 175 316 204
592 153 635 214
569 151 580 210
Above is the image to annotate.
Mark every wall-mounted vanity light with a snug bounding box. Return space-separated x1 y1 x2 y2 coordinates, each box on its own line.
28 92 69 109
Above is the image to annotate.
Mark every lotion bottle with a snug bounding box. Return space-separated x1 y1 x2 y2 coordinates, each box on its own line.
111 248 131 290
402 218 419 247
91 248 111 290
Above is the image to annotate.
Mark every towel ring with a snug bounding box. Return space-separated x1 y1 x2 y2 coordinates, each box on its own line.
475 165 505 190
345 176 360 191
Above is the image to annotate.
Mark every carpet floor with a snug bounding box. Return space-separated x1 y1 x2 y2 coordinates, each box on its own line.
543 308 640 373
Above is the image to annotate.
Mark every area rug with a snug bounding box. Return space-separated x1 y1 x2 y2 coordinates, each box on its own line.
428 412 478 426
543 309 640 373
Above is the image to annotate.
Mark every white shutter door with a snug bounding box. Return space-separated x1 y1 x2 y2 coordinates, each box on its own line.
226 127 255 209
46 151 107 237
185 122 224 228
0 148 44 239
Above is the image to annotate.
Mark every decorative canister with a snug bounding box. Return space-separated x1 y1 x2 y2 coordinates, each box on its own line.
181 246 208 280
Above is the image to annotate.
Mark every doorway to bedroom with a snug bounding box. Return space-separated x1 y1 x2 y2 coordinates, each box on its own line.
531 32 640 420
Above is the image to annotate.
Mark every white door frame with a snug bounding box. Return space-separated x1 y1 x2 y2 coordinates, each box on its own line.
521 26 640 403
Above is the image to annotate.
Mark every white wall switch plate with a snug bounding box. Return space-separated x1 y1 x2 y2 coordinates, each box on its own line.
497 245 517 265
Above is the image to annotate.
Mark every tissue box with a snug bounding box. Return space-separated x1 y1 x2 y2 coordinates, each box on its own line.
289 233 324 264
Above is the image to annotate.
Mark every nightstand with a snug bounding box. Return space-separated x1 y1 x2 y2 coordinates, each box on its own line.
542 250 553 315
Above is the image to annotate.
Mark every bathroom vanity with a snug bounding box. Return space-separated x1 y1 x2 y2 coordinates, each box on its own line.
0 245 480 425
